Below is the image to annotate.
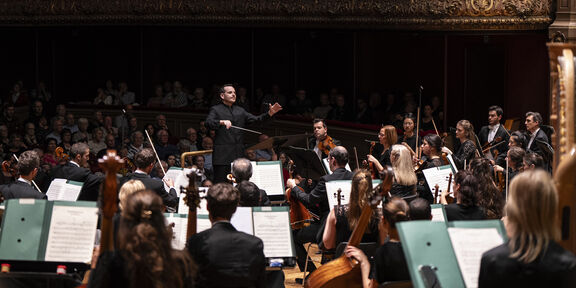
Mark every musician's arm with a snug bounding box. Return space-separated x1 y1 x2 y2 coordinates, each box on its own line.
344 246 374 288
322 208 337 249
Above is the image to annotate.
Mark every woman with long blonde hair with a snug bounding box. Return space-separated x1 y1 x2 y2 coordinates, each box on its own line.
389 144 417 199
322 169 381 250
479 170 576 287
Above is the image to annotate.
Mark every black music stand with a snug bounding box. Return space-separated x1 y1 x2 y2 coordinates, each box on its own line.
285 146 327 180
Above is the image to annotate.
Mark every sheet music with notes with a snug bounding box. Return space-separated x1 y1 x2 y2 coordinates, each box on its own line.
46 179 83 201
447 227 504 288
164 213 188 250
422 165 454 203
163 167 195 195
326 180 382 210
430 204 446 222
44 203 99 263
252 207 295 258
250 161 285 196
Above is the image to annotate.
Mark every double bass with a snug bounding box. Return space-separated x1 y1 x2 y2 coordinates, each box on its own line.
305 166 394 288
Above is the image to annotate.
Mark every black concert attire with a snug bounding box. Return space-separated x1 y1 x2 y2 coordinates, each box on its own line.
334 205 380 246
290 167 354 273
478 123 510 167
120 171 178 209
0 179 46 199
187 221 266 288
479 240 576 288
416 157 443 204
445 203 485 221
205 103 272 183
452 139 476 170
51 161 103 201
397 134 420 155
371 241 411 283
526 128 549 157
390 182 417 201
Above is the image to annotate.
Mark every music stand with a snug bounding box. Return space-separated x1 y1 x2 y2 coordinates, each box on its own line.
285 146 327 180
247 134 309 151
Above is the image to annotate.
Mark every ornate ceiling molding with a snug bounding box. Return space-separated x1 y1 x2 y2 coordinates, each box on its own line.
0 0 554 30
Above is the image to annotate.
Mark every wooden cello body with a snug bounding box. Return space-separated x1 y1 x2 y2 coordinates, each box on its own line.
285 160 315 229
305 167 393 288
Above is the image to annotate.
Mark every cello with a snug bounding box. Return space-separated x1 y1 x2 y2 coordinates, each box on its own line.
305 166 394 288
183 168 203 238
286 160 316 230
98 150 124 253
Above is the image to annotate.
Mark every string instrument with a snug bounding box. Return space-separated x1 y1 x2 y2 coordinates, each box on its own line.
286 160 316 230
445 172 455 204
441 152 450 166
54 146 70 162
98 150 124 252
305 166 394 288
317 135 337 157
183 168 203 238
434 184 440 204
1 159 18 179
120 157 135 176
366 141 377 179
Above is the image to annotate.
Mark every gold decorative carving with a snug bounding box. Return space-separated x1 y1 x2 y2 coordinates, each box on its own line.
0 0 554 31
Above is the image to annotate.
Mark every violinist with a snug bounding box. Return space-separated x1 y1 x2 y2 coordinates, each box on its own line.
397 113 420 153
366 125 397 172
421 134 444 168
389 145 418 200
0 150 46 200
469 158 504 220
495 131 526 166
478 106 510 166
309 118 341 159
493 146 525 184
446 120 477 170
285 146 353 277
441 170 486 221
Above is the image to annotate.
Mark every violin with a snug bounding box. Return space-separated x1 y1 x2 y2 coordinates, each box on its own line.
363 141 378 179
55 147 70 162
317 136 336 157
2 159 18 179
305 167 394 288
445 172 455 204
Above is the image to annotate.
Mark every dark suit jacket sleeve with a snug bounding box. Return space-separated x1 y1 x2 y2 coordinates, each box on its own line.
254 239 267 288
205 106 222 130
160 186 178 208
292 177 326 209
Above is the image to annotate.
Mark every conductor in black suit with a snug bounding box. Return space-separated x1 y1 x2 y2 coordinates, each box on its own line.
286 145 353 276
477 105 510 166
120 148 178 210
187 183 266 288
51 142 103 201
0 150 46 200
205 84 282 184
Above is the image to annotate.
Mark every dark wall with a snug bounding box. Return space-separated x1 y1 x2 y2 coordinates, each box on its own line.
0 27 549 132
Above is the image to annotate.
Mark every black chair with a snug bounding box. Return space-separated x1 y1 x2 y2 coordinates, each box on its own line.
334 241 379 260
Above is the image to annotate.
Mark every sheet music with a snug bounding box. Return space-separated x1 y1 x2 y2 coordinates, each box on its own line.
164 213 188 250
447 227 504 288
163 167 194 195
251 161 284 196
46 179 83 201
196 214 212 233
431 206 446 222
177 187 208 215
326 180 382 210
422 165 454 204
253 207 294 258
322 158 351 175
447 154 458 173
44 204 98 263
230 207 254 235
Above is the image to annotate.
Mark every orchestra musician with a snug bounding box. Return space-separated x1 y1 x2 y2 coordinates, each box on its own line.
479 170 576 287
446 120 477 170
309 118 341 159
89 190 196 288
205 84 282 184
0 150 45 200
441 170 486 221
285 146 353 278
421 134 444 168
397 113 420 153
389 144 418 201
469 158 504 220
525 111 549 157
51 142 103 201
477 105 510 166
367 125 397 171
187 183 266 288
493 146 525 183
231 158 271 206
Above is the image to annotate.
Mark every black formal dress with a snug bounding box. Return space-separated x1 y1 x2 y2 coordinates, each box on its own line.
51 162 103 201
187 221 266 288
0 179 46 199
397 134 420 155
290 167 354 272
478 124 510 166
445 203 485 221
452 140 476 170
372 241 411 283
334 205 380 246
205 103 271 183
479 240 576 288
119 172 178 209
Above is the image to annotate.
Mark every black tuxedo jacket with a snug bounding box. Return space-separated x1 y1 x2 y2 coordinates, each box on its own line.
0 180 46 200
51 163 103 201
291 167 353 218
120 172 178 208
187 221 266 288
527 128 549 157
478 124 510 165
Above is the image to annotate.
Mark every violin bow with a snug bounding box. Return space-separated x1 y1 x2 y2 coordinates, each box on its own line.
144 129 167 176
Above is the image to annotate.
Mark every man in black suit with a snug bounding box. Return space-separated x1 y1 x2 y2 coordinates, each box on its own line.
51 143 103 201
0 150 46 199
120 148 178 210
187 183 266 288
525 111 549 157
231 158 270 206
205 84 282 184
286 145 353 276
477 105 510 166
308 118 341 160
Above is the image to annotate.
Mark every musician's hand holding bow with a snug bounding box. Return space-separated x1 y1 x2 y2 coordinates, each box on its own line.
219 120 232 129
163 178 175 189
268 102 283 116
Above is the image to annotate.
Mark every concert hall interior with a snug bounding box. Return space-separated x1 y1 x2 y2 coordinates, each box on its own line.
0 1 575 287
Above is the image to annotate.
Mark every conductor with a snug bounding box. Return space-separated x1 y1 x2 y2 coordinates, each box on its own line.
205 84 282 183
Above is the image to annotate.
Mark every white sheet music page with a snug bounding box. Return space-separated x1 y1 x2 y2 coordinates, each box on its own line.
447 227 503 288
46 179 83 201
326 180 352 209
422 165 453 204
252 207 294 258
431 206 446 222
164 213 188 250
251 161 284 196
230 207 254 235
44 205 98 263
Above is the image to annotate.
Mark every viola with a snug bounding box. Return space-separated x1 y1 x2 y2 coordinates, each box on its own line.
317 136 336 157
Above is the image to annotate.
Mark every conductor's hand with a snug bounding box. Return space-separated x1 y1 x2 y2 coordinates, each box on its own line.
268 103 283 116
163 178 175 188
220 120 232 129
